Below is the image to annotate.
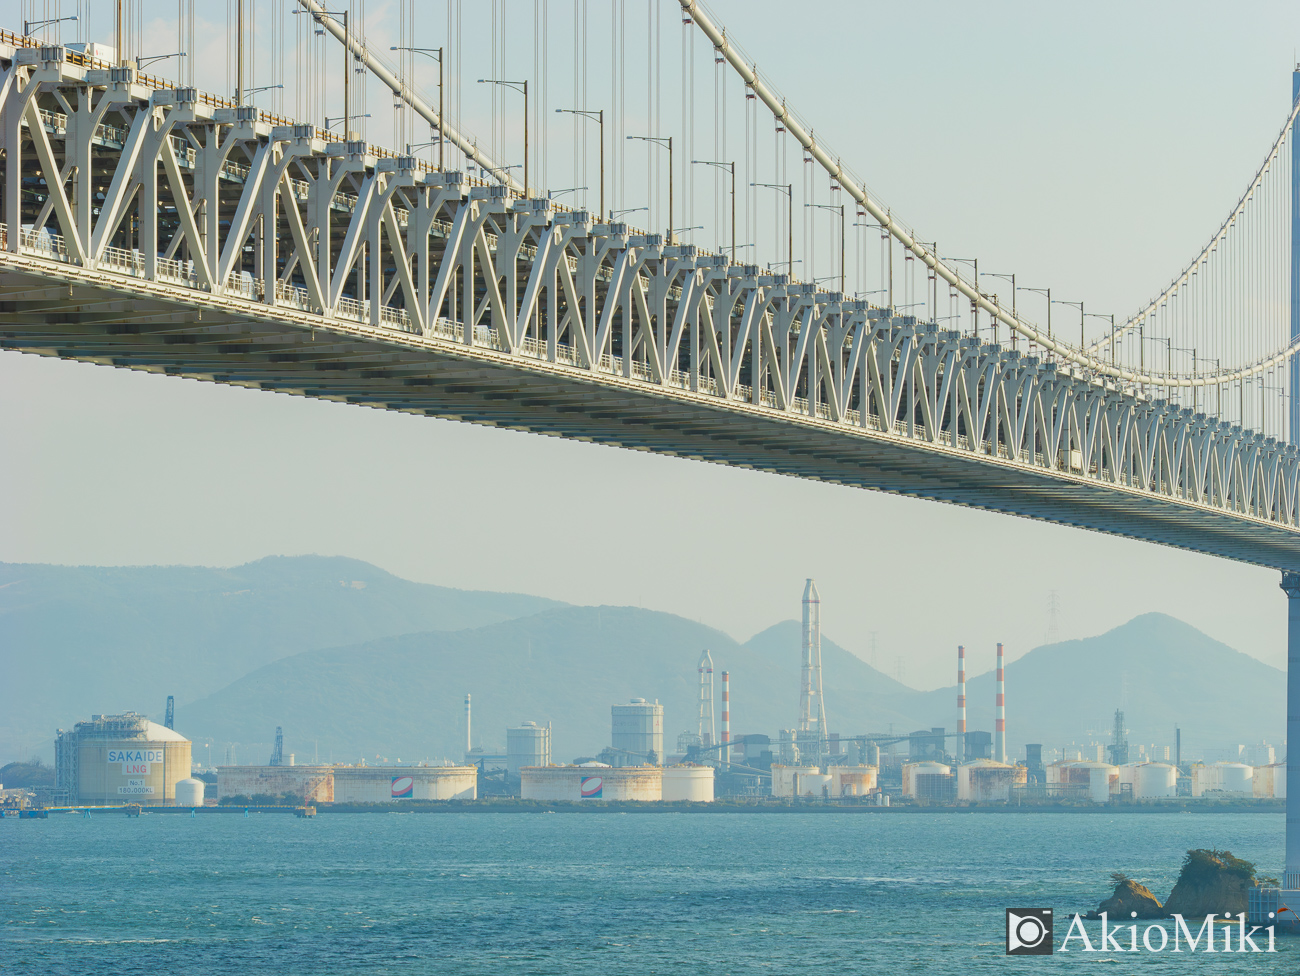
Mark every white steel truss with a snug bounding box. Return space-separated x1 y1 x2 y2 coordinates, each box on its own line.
1 47 1298 569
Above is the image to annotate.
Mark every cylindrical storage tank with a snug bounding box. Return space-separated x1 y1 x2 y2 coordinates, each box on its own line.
1254 762 1286 798
1120 762 1176 799
769 765 819 798
1214 762 1253 795
520 764 663 801
864 742 881 767
662 766 714 802
332 765 477 802
828 766 878 797
957 759 1016 803
506 722 552 776
796 773 834 798
611 699 664 765
902 761 953 801
174 777 206 807
1064 761 1119 803
54 713 193 806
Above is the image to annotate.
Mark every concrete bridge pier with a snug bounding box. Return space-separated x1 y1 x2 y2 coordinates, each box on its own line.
1286 572 1300 891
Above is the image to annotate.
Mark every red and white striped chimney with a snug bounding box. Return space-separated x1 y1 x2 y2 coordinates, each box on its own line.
721 670 730 769
957 646 966 763
995 642 1006 763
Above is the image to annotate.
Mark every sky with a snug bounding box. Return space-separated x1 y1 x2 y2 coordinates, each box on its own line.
3 0 1300 688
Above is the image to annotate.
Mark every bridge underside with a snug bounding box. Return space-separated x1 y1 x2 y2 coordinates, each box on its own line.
3 263 1297 573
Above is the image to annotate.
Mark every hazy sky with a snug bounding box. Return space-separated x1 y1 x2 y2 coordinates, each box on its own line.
3 1 1299 688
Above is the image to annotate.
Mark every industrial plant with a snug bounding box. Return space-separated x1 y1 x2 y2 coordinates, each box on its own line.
15 581 1284 815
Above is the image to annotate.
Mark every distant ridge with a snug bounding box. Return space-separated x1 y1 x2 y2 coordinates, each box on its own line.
0 556 564 760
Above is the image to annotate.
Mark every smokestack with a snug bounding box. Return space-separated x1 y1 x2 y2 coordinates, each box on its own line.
698 650 715 746
465 693 472 755
957 645 966 763
800 579 827 757
721 670 730 769
995 643 1006 764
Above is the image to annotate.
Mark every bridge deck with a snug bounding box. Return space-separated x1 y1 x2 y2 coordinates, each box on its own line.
2 257 1296 573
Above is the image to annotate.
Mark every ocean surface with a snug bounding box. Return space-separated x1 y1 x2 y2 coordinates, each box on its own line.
1 810 1293 974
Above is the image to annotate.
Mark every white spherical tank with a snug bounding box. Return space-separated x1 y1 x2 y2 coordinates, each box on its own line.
662 766 714 802
174 777 206 806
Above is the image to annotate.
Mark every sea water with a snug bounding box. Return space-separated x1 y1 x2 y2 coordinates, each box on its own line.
1 810 1293 974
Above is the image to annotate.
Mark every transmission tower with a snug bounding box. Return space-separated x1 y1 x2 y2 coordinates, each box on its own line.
697 650 715 746
269 726 284 766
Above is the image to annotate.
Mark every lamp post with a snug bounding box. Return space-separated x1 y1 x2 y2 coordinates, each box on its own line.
242 83 283 104
985 272 1015 346
557 109 604 217
1085 312 1116 366
135 52 186 71
752 183 792 276
325 113 371 136
609 206 648 223
479 79 529 195
807 202 845 294
627 135 673 241
1053 299 1084 349
295 8 351 137
392 46 443 169
23 13 76 36
693 159 735 263
950 258 980 337
1019 286 1051 343
549 186 588 200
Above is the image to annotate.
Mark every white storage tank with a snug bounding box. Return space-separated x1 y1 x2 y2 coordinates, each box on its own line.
520 764 663 801
956 759 1018 803
796 773 835 798
662 765 714 802
1254 762 1287 798
611 699 664 765
770 765 819 798
506 722 551 775
174 777 206 807
1119 762 1176 799
828 766 878 797
1193 761 1254 796
902 761 953 801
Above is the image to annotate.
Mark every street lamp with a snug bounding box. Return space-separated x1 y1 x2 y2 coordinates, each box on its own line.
392 46 443 169
325 113 371 135
985 272 1015 346
1085 312 1116 366
479 79 529 195
949 258 980 337
24 14 76 36
557 108 604 217
1053 299 1085 349
243 83 283 104
1019 286 1051 342
608 206 648 222
627 135 673 241
807 202 845 294
549 186 587 200
692 159 735 263
672 226 705 237
295 8 353 138
136 52 185 71
752 183 792 276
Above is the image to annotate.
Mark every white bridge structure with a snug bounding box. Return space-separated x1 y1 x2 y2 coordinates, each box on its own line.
1 2 1300 895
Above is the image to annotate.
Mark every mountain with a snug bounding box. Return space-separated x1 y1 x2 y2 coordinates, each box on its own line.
178 606 921 764
0 556 564 761
907 613 1284 759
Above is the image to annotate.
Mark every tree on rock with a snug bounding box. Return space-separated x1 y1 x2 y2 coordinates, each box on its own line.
1162 849 1259 918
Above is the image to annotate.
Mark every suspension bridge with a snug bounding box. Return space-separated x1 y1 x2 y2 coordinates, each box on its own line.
1 0 1300 891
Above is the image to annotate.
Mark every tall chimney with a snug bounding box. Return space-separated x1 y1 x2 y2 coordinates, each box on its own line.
995 643 1006 764
721 670 730 770
465 693 472 755
801 579 827 757
957 645 966 763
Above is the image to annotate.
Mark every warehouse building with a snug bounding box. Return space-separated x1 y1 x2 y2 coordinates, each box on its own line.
55 712 192 806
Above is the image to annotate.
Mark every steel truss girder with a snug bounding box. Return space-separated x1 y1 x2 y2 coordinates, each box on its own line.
1 51 1298 566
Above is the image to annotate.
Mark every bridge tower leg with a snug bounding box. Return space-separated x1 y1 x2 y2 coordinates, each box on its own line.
1284 572 1300 890
1291 65 1300 444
